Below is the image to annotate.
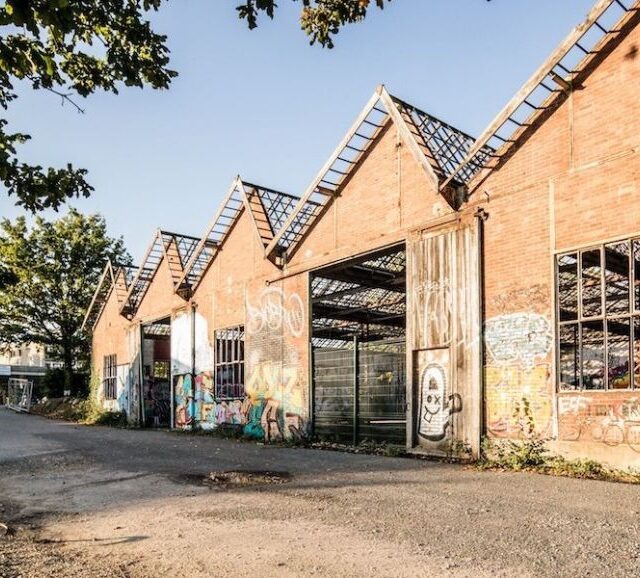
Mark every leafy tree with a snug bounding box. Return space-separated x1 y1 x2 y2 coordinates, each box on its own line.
0 0 176 212
236 0 390 48
0 210 130 389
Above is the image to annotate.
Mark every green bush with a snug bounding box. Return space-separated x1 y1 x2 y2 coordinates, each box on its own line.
480 397 548 470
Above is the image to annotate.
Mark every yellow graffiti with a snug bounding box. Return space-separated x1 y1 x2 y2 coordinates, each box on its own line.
245 361 304 413
485 365 552 438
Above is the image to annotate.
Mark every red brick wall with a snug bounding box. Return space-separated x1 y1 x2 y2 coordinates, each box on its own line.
470 20 640 464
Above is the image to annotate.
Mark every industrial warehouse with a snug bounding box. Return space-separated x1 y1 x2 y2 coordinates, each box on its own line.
83 0 640 469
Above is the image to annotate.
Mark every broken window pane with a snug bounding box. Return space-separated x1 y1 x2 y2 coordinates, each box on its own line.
607 318 631 389
558 253 578 321
581 249 603 318
582 320 605 390
605 242 630 315
559 324 580 390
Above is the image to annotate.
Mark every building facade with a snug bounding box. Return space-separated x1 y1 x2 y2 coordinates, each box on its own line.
84 0 640 468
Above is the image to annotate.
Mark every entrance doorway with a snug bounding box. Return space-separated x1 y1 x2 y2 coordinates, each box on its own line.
311 245 407 445
141 317 172 427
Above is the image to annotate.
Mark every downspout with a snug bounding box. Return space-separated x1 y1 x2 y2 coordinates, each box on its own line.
474 208 488 457
190 302 197 430
138 323 145 428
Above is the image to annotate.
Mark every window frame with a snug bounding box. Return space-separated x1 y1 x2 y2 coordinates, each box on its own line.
102 354 118 400
556 237 640 392
214 325 245 401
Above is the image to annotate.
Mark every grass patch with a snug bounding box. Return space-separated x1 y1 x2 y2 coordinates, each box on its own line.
30 397 128 427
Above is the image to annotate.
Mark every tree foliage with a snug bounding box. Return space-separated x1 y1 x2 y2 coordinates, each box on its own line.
0 210 130 383
236 0 390 48
0 0 176 211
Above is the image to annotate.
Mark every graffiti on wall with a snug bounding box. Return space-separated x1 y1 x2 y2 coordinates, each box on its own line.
173 286 308 440
558 395 640 452
485 313 552 371
174 373 193 427
242 359 305 441
115 363 136 418
418 361 462 442
486 365 552 437
245 286 307 440
412 279 452 346
484 308 553 439
247 287 305 338
173 367 305 439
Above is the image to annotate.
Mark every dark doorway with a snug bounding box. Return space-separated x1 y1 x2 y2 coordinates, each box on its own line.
141 317 172 427
311 244 407 445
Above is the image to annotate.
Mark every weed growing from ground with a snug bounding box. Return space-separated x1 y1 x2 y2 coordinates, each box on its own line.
478 396 640 484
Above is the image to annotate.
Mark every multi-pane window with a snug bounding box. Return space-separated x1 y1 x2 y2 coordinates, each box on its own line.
103 354 117 400
557 239 640 391
214 326 245 399
153 360 170 379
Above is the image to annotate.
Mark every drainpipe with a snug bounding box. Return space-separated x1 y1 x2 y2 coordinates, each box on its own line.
474 208 488 457
138 323 145 428
190 303 197 430
353 335 359 447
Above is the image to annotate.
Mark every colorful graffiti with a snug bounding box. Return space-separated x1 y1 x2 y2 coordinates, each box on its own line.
485 364 552 438
172 284 308 439
484 310 553 439
244 284 307 441
558 395 640 452
485 313 552 370
418 362 462 442
173 363 306 440
246 287 305 338
174 373 193 427
241 361 305 441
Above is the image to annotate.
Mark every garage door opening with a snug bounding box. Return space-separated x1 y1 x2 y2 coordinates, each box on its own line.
141 317 172 427
311 244 406 445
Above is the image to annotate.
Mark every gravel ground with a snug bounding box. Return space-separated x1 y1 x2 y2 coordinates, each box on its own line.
1 407 639 577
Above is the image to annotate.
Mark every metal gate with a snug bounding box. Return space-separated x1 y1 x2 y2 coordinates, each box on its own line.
7 377 33 412
313 339 406 444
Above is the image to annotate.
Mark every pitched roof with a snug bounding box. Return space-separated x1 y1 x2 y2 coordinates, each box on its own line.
442 0 639 192
81 261 137 331
175 176 299 295
263 85 492 263
119 229 201 319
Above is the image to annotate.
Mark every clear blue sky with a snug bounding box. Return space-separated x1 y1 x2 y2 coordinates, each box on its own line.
0 0 596 262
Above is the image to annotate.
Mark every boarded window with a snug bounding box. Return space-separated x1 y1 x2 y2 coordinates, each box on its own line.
214 326 245 400
103 354 117 400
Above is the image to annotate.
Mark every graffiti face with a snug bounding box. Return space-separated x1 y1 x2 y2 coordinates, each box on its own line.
485 313 552 370
423 375 442 421
419 363 462 442
247 287 305 338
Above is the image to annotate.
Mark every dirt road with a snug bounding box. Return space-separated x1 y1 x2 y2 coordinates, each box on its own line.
1 407 639 577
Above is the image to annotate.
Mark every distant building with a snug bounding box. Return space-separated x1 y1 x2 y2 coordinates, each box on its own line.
0 343 60 393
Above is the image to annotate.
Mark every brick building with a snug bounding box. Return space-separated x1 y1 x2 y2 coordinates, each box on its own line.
84 0 640 468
